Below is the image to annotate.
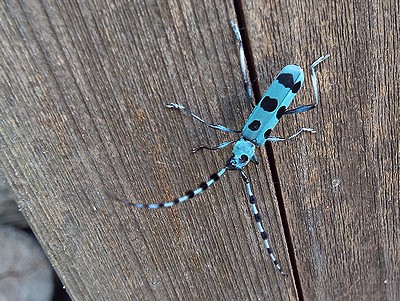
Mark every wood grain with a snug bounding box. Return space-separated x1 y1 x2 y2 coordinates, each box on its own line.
0 0 398 300
243 0 400 299
0 0 292 300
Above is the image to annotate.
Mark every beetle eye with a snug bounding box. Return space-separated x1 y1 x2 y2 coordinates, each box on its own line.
240 154 249 162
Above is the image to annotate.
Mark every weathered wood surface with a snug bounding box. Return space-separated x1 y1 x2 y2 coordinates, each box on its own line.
0 0 398 300
243 1 400 299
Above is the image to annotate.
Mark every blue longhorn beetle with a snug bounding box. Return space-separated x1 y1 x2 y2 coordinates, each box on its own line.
113 21 329 277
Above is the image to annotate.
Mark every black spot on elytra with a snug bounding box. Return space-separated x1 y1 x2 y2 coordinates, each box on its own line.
260 96 278 112
264 129 272 139
292 81 301 93
277 73 294 89
277 73 302 93
276 106 286 119
248 120 261 131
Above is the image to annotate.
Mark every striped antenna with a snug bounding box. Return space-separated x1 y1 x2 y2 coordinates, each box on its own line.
240 170 288 277
111 167 227 209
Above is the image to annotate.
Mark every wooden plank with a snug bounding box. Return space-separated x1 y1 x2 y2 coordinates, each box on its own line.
243 0 400 299
0 1 302 300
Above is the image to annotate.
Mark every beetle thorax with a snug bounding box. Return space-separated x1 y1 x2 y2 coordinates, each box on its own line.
226 138 256 170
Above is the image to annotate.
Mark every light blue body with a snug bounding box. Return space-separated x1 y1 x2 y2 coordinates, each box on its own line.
226 138 255 170
117 20 329 277
242 65 304 146
227 65 304 170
